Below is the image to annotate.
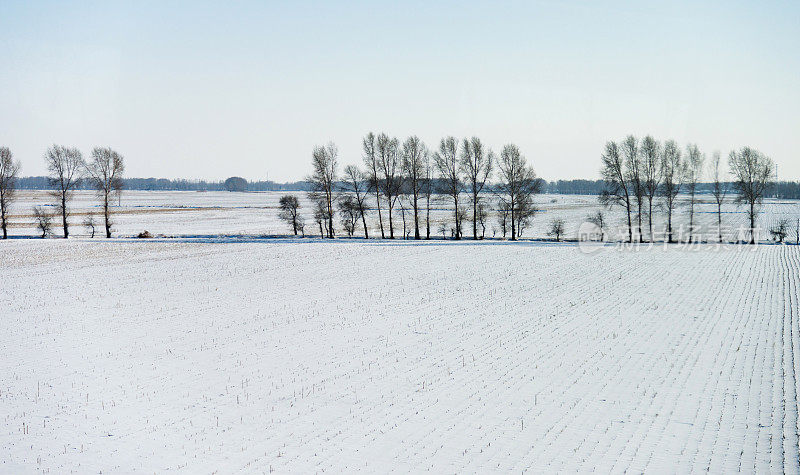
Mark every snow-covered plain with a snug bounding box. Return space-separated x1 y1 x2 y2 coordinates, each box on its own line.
2 238 799 472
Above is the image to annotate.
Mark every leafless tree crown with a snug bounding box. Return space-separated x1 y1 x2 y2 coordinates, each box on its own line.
640 136 662 242
377 133 403 239
728 147 774 243
86 147 125 238
45 144 84 238
402 136 427 239
660 140 685 243
0 147 21 239
495 143 540 241
622 135 644 242
278 194 303 236
342 165 370 238
599 141 633 243
460 137 493 240
683 144 705 242
308 142 338 238
434 136 463 239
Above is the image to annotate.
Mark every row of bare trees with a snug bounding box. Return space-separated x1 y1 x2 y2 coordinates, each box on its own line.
600 136 774 244
0 145 125 239
283 134 542 241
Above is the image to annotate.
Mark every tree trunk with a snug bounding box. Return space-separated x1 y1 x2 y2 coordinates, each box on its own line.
104 193 112 238
667 205 673 243
374 188 384 239
413 192 420 240
510 199 516 241
625 199 632 243
426 196 431 239
401 206 407 240
648 198 654 243
453 194 460 240
327 194 334 239
62 193 68 238
717 203 722 242
387 201 394 239
1 204 6 239
472 194 478 240
361 212 369 239
750 202 756 244
637 200 643 243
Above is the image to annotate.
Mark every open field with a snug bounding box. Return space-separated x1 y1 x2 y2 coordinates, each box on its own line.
5 190 800 242
2 238 799 472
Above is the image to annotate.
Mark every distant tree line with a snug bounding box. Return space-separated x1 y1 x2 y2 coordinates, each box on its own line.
15 175 313 192
771 181 800 200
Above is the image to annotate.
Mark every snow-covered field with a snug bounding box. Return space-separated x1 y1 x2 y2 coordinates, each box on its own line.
2 238 799 472
5 190 800 242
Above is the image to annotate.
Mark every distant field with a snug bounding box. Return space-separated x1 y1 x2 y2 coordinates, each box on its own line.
5 190 800 242
1 239 799 472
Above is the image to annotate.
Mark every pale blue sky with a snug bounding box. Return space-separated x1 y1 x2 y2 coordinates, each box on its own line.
1 1 798 181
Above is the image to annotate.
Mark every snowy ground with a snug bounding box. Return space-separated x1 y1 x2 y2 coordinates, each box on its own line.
5 190 800 242
2 238 799 472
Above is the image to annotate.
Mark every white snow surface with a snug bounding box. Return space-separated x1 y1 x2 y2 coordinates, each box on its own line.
2 239 800 473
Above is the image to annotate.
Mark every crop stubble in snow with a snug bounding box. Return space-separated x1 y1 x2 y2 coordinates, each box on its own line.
1 239 799 472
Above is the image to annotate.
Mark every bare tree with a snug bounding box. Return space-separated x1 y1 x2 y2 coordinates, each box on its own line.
33 206 53 238
547 218 566 242
338 195 361 237
377 133 403 239
460 137 493 240
622 135 644 242
45 145 84 238
684 144 705 243
434 136 463 239
0 147 21 239
278 194 303 235
342 165 370 238
362 132 385 238
476 201 488 239
770 219 790 243
85 147 125 238
729 147 774 244
455 205 467 239
599 141 633 243
312 199 329 238
795 218 799 244
495 144 541 240
402 136 427 239
438 220 447 239
660 140 685 243
640 136 662 242
308 143 338 238
587 211 606 241
497 203 510 238
709 151 729 242
515 201 536 238
83 214 97 238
